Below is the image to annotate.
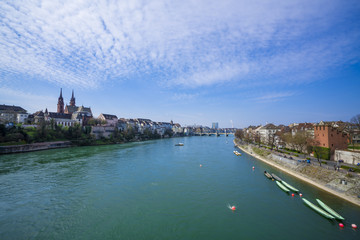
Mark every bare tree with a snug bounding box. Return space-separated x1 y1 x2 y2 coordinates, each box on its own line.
235 129 244 141
351 114 360 126
350 114 360 150
254 132 261 147
267 131 277 150
293 130 311 153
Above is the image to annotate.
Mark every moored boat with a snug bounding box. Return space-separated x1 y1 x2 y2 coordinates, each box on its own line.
272 173 283 182
233 150 241 156
302 198 335 220
316 199 345 220
175 143 184 146
264 171 273 180
281 181 299 192
276 181 290 193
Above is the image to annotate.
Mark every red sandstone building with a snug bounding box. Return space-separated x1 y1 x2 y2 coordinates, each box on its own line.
314 121 349 152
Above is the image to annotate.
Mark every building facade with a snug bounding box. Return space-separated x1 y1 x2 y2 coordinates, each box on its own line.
0 104 28 123
314 121 349 151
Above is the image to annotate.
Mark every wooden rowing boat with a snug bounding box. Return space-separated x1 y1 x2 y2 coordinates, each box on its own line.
272 173 283 182
264 171 273 180
281 181 299 192
276 181 290 193
302 198 335 220
316 199 345 220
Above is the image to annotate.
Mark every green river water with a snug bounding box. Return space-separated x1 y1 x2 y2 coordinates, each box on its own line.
0 136 359 240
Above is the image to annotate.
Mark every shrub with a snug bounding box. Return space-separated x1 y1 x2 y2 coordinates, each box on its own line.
345 173 353 178
341 165 360 173
313 146 330 160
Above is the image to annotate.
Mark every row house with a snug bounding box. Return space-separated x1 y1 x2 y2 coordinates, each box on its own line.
91 126 115 139
290 122 314 138
116 118 181 136
183 127 194 136
98 113 118 126
117 118 128 131
137 118 153 134
0 104 28 124
256 123 280 144
172 123 183 135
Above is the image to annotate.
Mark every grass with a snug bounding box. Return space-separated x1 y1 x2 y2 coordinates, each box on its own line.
340 165 360 173
348 145 360 150
252 146 271 157
0 141 27 146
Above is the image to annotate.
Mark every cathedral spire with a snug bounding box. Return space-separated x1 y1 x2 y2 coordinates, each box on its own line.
70 89 76 106
57 88 64 113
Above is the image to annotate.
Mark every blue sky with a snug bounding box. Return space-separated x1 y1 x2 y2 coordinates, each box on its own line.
0 0 359 128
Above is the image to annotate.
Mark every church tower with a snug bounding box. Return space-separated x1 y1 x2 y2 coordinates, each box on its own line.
70 90 76 106
57 88 64 113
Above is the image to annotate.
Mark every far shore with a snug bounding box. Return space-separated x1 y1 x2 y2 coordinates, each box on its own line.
234 141 360 207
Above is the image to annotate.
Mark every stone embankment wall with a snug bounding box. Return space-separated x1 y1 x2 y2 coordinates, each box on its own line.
335 150 360 165
0 141 72 154
236 142 360 206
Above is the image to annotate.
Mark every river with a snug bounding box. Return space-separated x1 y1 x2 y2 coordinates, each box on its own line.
0 136 359 239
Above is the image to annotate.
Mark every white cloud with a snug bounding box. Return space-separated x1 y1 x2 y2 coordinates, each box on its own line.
171 93 199 101
0 0 359 89
0 87 56 112
250 91 297 103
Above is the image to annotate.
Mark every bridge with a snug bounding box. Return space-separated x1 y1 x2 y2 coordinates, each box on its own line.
194 132 235 136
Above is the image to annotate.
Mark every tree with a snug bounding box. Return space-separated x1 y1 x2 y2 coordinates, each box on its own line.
350 114 360 126
267 131 277 150
235 129 244 141
349 114 360 150
254 132 261 147
293 130 310 153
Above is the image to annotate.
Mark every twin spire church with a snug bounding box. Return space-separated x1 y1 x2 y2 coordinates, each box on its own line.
57 88 76 114
44 89 93 126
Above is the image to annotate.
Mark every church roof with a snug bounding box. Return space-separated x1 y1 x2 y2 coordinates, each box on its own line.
48 112 72 119
65 105 78 114
78 106 92 114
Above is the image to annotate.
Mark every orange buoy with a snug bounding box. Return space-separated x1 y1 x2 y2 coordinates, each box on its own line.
352 224 357 229
291 193 295 197
252 166 255 170
299 193 303 197
339 223 344 228
231 206 236 211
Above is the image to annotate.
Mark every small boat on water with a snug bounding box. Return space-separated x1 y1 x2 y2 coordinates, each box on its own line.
272 173 283 182
316 199 345 220
175 143 184 146
233 150 241 156
276 181 290 193
302 198 335 220
264 171 274 180
281 181 299 193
